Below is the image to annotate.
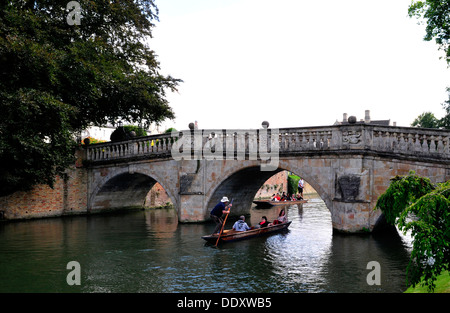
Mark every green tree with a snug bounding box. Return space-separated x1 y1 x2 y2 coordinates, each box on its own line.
0 90 77 196
376 172 450 292
409 1 450 129
411 112 441 128
164 127 177 133
409 0 450 65
0 1 181 196
110 125 147 141
287 174 300 195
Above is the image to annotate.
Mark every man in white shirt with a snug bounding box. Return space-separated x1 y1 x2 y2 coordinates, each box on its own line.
298 178 305 199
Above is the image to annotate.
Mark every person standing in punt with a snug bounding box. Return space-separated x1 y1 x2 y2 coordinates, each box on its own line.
210 196 232 235
298 178 305 199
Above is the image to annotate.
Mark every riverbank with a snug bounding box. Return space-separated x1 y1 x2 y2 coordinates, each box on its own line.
404 271 450 293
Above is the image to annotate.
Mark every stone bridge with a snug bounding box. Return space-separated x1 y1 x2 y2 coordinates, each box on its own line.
83 122 450 233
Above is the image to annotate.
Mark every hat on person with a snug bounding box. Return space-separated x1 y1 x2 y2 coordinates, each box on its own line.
239 215 245 220
221 196 229 202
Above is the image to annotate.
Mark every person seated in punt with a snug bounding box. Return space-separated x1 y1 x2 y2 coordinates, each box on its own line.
258 216 270 228
232 216 251 232
271 193 281 201
272 209 287 225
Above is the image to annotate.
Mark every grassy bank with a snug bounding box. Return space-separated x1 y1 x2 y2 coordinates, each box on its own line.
404 271 450 293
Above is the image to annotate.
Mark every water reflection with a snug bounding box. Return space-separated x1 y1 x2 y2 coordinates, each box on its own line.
144 208 178 238
0 197 411 293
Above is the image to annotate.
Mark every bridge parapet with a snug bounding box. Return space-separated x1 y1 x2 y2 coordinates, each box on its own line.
84 124 450 164
370 125 449 156
279 124 450 161
85 132 174 162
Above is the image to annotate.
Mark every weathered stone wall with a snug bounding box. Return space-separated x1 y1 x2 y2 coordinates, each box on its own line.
253 171 288 199
315 155 449 233
0 150 88 220
145 183 173 208
87 159 180 214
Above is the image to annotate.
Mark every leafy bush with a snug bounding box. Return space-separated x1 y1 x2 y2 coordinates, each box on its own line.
376 171 450 292
376 172 434 224
165 127 177 133
288 174 300 195
124 125 148 137
110 125 147 141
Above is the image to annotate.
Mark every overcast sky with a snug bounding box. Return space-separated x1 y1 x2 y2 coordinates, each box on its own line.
151 0 450 131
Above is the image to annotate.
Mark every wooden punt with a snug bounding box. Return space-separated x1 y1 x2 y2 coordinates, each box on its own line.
202 221 292 244
252 199 308 208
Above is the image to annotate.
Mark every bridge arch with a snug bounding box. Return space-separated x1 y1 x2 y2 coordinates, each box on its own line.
204 162 334 219
205 165 282 217
89 167 178 214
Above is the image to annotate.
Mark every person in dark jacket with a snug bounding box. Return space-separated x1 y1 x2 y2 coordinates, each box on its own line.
258 216 270 228
210 196 231 234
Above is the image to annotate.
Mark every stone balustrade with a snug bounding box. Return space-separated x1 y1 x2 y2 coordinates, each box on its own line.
84 124 450 163
86 133 174 162
371 126 449 155
277 124 450 157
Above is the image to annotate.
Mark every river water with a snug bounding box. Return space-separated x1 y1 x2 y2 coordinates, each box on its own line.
0 196 412 293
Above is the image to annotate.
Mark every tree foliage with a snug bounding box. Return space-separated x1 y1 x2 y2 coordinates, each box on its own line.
376 172 450 292
409 0 450 65
0 1 181 196
408 1 450 130
411 112 441 128
0 89 77 195
287 174 300 195
110 125 147 141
